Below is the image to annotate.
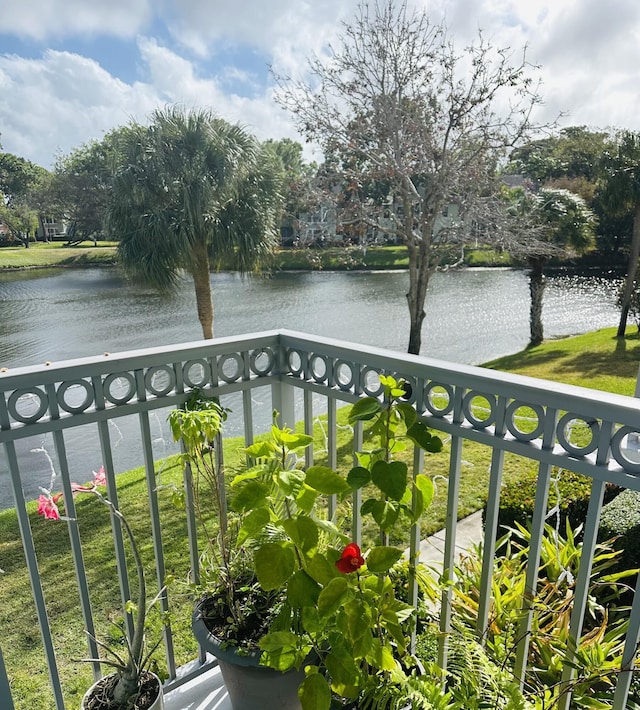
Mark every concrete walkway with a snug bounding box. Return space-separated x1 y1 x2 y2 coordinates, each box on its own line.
415 510 484 570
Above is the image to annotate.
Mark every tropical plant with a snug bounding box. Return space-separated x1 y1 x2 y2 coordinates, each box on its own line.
37 468 164 709
108 106 283 339
232 375 443 709
451 521 637 709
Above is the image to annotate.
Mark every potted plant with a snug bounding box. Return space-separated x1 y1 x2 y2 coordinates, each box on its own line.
171 377 443 710
169 392 307 710
232 375 443 710
37 468 165 710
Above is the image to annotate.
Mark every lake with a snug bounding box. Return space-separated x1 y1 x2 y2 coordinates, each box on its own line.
0 266 623 508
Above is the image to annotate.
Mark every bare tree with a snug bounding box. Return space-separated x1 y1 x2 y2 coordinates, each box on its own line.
275 0 547 354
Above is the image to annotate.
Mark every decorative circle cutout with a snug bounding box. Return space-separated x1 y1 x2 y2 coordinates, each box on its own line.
505 401 545 442
462 391 496 429
610 426 640 473
218 354 243 383
103 372 136 405
7 388 48 424
310 355 328 383
334 360 354 391
424 382 454 416
250 348 274 376
556 412 599 456
57 379 94 414
287 349 303 376
183 359 211 388
144 366 175 397
362 368 383 397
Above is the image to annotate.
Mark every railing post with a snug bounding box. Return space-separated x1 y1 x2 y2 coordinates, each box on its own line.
0 646 14 710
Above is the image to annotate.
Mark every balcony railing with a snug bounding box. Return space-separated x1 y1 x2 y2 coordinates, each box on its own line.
2 329 640 710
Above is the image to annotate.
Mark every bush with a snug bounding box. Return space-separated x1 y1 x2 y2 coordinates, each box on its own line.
598 488 640 576
489 468 621 535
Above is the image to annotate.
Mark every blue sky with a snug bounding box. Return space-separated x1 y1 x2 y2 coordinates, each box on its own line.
1 0 640 169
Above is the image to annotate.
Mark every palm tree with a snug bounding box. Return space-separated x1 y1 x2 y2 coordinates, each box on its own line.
597 131 640 337
108 107 282 339
506 187 596 347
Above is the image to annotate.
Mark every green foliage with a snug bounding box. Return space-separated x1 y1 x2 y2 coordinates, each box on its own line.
490 468 619 534
598 488 640 577
451 522 636 709
231 375 442 709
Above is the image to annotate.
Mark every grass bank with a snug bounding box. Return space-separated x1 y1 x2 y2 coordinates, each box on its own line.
0 242 119 269
0 242 510 271
1 328 638 709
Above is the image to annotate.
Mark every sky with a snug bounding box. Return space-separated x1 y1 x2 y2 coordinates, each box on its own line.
1 0 640 169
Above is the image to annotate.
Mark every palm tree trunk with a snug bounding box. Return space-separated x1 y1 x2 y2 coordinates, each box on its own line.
617 201 640 337
191 240 214 339
529 257 546 347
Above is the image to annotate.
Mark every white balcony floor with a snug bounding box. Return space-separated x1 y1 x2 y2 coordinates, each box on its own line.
164 660 231 710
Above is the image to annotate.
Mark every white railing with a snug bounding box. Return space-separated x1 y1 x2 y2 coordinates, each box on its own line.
2 329 640 710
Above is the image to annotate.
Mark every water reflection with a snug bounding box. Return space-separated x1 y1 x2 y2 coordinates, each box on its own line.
0 266 623 508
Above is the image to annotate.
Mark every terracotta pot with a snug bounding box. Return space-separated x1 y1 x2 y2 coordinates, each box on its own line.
192 601 304 710
80 670 164 710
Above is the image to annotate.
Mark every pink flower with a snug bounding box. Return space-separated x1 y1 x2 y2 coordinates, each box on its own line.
93 466 107 487
37 493 62 520
335 543 365 574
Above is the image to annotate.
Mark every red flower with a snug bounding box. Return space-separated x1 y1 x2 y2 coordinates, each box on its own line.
335 543 365 574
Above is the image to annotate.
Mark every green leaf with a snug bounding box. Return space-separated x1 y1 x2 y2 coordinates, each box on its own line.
254 543 295 590
281 516 319 553
369 500 399 531
259 631 300 671
243 441 274 459
237 507 271 545
348 397 381 423
317 576 351 618
366 546 403 573
299 672 331 710
347 466 371 489
306 553 337 586
406 421 443 453
277 429 314 449
305 466 350 494
230 481 270 513
296 485 318 514
277 468 306 496
325 646 361 692
371 460 407 501
415 474 434 510
396 402 417 428
287 570 321 608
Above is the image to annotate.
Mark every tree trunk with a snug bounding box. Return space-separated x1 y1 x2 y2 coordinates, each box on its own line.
616 201 640 337
529 257 546 347
191 239 214 339
405 226 431 355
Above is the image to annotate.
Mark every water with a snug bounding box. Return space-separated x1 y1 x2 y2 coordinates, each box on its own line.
0 266 623 508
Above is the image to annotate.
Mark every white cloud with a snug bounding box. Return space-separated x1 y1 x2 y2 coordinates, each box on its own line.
1 0 152 40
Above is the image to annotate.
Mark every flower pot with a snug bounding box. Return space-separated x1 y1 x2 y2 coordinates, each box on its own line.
192 602 304 710
80 670 164 710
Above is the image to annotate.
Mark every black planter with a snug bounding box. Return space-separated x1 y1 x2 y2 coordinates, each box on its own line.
192 601 305 710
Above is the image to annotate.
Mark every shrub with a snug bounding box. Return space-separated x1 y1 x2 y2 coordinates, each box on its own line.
598 488 640 577
490 468 621 534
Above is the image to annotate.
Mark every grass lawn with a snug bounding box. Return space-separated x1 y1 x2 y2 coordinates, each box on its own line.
0 242 512 272
1 327 638 709
0 242 119 269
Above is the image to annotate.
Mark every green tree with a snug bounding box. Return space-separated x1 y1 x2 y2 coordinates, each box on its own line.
0 152 48 247
108 106 282 339
50 130 126 244
597 131 640 337
507 187 596 346
275 0 546 354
